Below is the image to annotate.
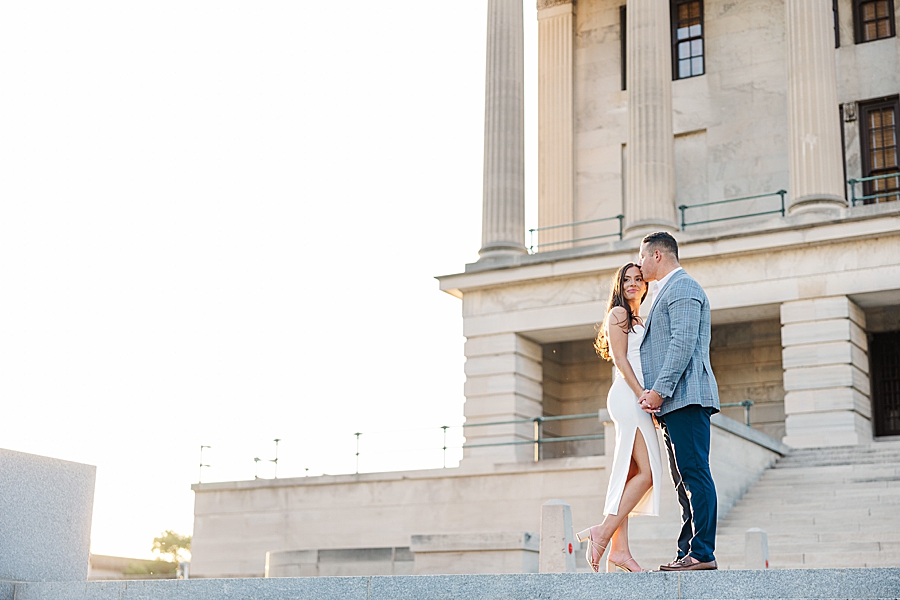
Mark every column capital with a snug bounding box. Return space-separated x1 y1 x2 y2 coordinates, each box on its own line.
537 0 574 10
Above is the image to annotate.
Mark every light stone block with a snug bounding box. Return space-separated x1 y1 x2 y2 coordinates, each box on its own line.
464 373 543 402
783 388 872 418
463 394 542 420
465 334 543 362
781 319 866 348
745 527 769 570
781 340 868 371
539 500 576 573
0 448 95 582
464 353 542 381
783 364 869 395
779 296 865 326
411 532 539 575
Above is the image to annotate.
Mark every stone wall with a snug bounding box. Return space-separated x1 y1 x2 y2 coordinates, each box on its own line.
0 448 95 583
541 339 610 458
191 416 782 578
710 320 786 440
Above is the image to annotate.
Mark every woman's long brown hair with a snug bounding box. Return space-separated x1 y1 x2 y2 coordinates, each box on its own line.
594 262 648 361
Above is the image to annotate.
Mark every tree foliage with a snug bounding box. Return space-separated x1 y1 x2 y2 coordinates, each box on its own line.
152 530 192 563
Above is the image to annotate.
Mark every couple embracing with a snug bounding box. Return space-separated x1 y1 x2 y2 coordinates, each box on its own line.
576 232 720 573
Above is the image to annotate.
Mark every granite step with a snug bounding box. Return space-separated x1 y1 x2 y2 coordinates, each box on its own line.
10 568 900 600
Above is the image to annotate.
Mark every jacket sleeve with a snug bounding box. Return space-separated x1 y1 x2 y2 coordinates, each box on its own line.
650 290 702 400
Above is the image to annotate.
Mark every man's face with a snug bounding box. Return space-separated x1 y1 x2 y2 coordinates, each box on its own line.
638 243 658 281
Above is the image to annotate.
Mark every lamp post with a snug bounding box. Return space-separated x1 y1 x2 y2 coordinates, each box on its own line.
271 438 280 479
198 445 211 483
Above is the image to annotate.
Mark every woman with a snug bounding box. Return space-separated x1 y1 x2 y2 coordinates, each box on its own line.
576 263 662 572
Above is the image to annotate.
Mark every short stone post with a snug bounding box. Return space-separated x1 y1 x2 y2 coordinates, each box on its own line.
539 500 576 573
745 527 769 569
599 409 616 459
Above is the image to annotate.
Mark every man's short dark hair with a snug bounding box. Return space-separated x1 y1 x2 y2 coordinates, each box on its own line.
642 231 679 261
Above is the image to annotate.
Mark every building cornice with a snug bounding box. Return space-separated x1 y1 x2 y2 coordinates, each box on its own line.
436 204 900 297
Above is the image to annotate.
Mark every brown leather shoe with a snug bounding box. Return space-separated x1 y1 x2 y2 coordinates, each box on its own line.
658 556 718 571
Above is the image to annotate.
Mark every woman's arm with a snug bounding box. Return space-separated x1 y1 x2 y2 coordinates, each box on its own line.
606 307 644 398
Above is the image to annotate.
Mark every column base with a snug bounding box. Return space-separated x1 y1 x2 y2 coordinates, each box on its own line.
788 194 847 216
479 242 527 261
782 410 873 448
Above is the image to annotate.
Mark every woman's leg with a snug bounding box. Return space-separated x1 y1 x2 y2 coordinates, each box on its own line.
587 429 653 567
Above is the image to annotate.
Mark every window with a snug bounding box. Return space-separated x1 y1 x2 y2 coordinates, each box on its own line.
854 0 896 43
834 0 841 47
859 97 900 204
671 0 705 80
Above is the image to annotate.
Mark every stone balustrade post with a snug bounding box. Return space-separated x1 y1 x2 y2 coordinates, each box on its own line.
539 500 576 573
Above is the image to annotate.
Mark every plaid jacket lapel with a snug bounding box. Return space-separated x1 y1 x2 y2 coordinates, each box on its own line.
642 269 686 338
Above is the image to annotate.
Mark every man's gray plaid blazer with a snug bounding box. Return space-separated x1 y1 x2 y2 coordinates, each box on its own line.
639 269 720 416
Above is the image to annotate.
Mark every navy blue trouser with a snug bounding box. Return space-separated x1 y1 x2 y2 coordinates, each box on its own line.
657 404 717 563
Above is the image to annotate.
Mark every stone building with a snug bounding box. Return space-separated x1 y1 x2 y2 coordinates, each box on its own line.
190 0 900 577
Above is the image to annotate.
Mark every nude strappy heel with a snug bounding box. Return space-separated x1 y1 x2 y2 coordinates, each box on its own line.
575 527 608 573
607 556 643 572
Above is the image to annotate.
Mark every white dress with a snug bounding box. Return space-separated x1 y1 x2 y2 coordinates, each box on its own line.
603 324 663 517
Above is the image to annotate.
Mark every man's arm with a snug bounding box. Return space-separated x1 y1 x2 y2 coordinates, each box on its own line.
649 293 702 402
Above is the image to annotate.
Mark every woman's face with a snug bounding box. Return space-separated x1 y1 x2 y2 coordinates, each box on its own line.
622 266 646 303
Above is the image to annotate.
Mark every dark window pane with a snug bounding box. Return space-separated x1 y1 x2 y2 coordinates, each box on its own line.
689 1 700 20
877 19 889 37
876 0 889 18
863 3 876 19
871 111 884 128
885 148 898 168
865 22 877 40
886 110 896 126
679 4 690 20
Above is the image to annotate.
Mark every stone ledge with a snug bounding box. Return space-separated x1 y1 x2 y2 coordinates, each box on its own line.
711 413 790 455
12 568 900 600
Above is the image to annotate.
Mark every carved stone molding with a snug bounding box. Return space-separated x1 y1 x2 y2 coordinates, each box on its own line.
537 0 573 10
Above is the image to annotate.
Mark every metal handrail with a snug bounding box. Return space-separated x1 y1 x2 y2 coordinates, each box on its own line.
720 400 754 426
528 215 624 254
848 172 900 206
678 190 787 230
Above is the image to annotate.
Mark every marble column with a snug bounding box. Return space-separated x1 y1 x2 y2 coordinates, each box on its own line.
623 0 677 238
480 0 527 260
537 0 575 251
785 0 847 214
781 296 873 448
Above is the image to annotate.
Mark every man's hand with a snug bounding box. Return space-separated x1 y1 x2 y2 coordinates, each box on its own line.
639 389 663 413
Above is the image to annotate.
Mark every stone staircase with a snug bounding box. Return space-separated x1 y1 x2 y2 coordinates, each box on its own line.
714 440 900 569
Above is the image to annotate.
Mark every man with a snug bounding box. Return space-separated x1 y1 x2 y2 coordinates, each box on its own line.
637 231 720 571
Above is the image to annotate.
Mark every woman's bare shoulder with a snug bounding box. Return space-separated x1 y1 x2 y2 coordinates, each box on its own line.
607 306 629 329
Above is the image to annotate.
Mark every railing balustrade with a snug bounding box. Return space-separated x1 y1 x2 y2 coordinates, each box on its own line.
527 215 623 254
678 191 787 230
848 172 900 206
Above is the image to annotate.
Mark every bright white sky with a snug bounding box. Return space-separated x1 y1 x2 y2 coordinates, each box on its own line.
0 2 538 559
